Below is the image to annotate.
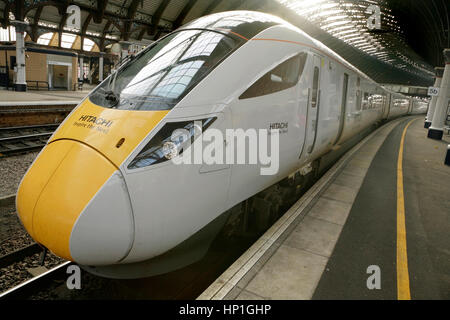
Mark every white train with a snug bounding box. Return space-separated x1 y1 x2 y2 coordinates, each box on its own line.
17 11 426 279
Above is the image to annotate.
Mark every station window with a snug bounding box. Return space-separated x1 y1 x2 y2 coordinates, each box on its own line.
239 53 307 100
60 33 76 49
37 32 53 46
83 38 95 52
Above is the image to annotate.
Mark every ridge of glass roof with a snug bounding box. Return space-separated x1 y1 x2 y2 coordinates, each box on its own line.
277 0 434 77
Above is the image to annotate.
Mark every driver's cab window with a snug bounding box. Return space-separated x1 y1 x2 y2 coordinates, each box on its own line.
239 53 307 100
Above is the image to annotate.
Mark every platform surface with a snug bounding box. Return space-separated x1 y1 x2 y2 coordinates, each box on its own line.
199 116 450 300
0 89 91 104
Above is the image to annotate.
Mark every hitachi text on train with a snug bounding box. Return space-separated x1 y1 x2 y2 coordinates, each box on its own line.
77 115 114 128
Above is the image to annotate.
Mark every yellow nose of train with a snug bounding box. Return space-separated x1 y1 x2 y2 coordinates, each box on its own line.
16 99 168 265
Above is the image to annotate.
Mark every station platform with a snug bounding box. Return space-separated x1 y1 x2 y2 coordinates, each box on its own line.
0 89 92 127
0 90 89 106
199 116 450 300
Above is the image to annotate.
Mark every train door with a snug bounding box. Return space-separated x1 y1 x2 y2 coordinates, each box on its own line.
408 97 413 114
228 53 306 205
305 54 322 154
384 93 392 119
333 73 349 145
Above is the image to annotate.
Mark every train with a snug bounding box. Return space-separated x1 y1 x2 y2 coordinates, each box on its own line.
16 11 427 279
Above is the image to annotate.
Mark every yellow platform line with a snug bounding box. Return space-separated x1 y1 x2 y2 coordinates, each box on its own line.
397 119 416 300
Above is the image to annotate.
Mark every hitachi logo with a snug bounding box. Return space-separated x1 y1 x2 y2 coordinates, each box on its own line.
269 122 288 130
78 115 113 128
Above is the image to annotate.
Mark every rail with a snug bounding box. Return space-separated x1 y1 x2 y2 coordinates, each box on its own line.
0 262 72 300
0 244 43 269
0 124 59 156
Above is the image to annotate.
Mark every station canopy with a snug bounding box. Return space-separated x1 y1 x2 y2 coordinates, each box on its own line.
0 0 448 86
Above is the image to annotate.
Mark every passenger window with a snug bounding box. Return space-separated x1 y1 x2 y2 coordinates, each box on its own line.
239 53 307 100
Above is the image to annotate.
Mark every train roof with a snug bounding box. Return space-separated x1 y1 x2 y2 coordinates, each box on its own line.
180 11 287 40
179 11 408 99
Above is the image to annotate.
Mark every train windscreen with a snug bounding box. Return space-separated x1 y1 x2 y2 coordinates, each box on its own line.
89 29 243 111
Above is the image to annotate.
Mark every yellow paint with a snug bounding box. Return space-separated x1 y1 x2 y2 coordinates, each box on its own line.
17 98 169 260
397 119 416 300
16 141 74 239
50 98 169 167
31 141 116 260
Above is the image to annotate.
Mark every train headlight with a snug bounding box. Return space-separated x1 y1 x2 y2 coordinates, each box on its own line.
162 142 179 160
128 117 216 169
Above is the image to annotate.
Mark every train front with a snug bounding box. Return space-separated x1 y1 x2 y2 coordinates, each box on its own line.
15 18 250 275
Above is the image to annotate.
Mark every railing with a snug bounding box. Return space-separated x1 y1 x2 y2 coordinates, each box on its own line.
26 80 50 91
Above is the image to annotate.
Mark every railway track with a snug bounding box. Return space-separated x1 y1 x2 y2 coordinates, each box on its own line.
0 262 71 300
0 243 44 269
0 241 68 300
0 124 59 156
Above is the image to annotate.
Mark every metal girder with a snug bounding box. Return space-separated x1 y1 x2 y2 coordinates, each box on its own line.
150 0 171 36
223 0 246 12
202 0 223 16
58 17 68 47
93 0 108 24
82 14 92 35
137 27 146 41
123 0 142 40
30 6 43 42
57 1 70 48
245 0 270 11
99 19 112 51
14 0 25 21
173 0 199 29
80 13 92 51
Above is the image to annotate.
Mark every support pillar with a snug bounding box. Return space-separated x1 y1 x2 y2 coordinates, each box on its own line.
79 56 84 81
11 20 28 92
99 52 104 82
428 49 450 140
88 57 93 84
425 67 444 128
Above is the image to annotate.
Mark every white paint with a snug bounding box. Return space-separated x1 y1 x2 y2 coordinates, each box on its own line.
430 51 450 132
114 23 414 265
14 29 26 87
428 87 440 97
70 171 134 265
79 56 84 81
59 13 421 272
427 78 442 121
